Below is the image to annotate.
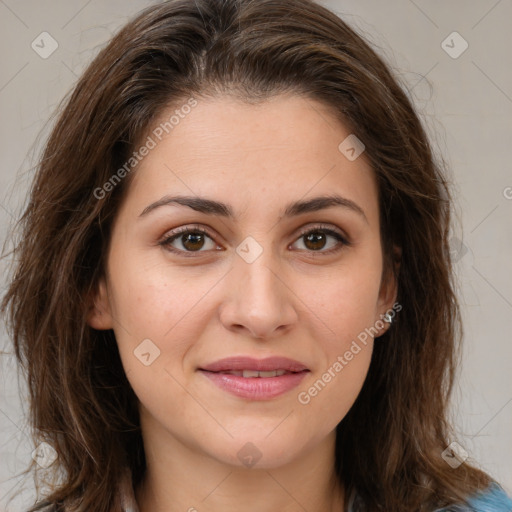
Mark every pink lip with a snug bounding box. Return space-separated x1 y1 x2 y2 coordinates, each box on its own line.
199 356 309 373
197 356 310 400
198 369 309 400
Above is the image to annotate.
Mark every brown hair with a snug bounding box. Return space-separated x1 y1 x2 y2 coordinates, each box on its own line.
2 0 495 510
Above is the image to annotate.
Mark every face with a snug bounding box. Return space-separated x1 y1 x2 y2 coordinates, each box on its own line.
88 93 397 469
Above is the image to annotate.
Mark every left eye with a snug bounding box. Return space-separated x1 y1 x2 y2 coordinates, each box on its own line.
291 227 348 253
159 225 349 255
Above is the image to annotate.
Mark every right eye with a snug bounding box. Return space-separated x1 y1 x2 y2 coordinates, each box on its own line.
159 225 222 256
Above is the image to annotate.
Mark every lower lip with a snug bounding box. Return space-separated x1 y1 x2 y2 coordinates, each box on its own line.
198 370 309 400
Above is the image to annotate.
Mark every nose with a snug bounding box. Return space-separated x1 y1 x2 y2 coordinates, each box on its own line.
219 251 298 340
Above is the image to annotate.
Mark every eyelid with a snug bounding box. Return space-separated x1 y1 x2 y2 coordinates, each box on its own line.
295 223 348 242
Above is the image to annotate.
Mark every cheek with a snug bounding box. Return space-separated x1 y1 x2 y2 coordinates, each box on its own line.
301 261 383 342
296 291 375 434
107 245 210 334
292 257 381 421
107 262 210 419
295 330 373 442
106 250 218 378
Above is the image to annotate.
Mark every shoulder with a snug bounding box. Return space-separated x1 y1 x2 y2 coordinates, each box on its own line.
435 482 512 512
348 483 512 512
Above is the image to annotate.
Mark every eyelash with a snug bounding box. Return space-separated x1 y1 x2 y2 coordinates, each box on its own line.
158 223 350 258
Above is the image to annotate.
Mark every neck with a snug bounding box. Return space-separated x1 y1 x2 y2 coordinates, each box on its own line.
134 415 345 512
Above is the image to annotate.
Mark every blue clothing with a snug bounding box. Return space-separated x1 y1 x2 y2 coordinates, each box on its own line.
119 467 512 511
435 482 512 511
346 481 512 512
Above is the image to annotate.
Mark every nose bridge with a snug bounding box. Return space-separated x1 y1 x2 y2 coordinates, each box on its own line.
237 241 284 314
220 237 297 338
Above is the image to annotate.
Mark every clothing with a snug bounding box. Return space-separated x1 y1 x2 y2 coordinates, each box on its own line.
119 468 512 511
119 468 140 512
434 482 512 511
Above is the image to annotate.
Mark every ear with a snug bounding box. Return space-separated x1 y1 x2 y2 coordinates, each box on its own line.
375 245 401 335
86 277 114 330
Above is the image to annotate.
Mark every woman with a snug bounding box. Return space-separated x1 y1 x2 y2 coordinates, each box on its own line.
2 0 511 511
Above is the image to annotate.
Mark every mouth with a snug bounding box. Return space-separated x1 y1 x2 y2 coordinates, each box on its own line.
197 357 310 400
198 355 310 374
201 369 306 378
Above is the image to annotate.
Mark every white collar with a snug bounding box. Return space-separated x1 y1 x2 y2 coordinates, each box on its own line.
119 467 140 512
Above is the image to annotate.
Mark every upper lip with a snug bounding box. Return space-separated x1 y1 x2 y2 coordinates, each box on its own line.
199 356 309 373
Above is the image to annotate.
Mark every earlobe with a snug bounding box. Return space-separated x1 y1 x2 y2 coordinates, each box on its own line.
86 278 114 330
376 245 402 335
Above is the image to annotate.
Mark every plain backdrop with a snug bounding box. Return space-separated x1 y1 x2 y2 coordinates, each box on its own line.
1 1 511 510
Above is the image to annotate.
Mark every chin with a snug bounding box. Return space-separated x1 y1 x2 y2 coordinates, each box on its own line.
206 434 307 470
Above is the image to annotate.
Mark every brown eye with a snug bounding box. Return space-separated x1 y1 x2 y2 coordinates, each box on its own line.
292 226 349 254
303 231 328 251
159 224 350 257
160 227 219 254
179 232 206 251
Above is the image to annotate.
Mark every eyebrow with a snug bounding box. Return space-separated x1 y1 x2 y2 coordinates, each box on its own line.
139 194 368 223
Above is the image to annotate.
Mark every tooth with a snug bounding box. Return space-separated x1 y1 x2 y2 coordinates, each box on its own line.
242 370 260 378
258 370 278 378
221 370 289 378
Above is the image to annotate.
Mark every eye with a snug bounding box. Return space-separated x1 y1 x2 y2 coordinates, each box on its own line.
290 224 350 254
158 223 350 257
159 225 221 256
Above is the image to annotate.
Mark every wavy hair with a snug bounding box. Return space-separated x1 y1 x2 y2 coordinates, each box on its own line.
2 0 494 510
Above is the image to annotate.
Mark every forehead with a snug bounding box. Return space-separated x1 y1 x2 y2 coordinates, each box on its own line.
121 94 378 224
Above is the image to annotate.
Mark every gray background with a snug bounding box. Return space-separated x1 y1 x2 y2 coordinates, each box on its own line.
1 1 511 510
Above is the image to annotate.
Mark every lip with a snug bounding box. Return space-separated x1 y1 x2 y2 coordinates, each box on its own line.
198 356 309 373
198 369 309 400
198 356 310 400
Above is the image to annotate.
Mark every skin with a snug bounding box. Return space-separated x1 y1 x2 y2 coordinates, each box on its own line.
88 93 398 512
